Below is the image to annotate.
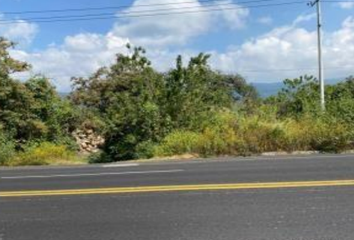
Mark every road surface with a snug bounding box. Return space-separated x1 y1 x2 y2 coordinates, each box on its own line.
1 154 354 240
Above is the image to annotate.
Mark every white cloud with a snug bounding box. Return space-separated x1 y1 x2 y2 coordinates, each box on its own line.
11 33 130 91
257 16 273 25
338 2 354 9
8 2 354 93
9 0 249 91
111 0 249 47
0 17 38 46
292 13 316 26
215 0 249 30
209 15 354 82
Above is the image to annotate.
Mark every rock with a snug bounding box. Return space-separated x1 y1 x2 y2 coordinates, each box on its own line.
79 134 86 139
72 128 105 154
86 129 93 134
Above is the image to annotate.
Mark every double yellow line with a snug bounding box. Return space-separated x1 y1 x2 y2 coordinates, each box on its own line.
1 179 354 197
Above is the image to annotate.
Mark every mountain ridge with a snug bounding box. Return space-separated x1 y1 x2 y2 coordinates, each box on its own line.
252 77 346 98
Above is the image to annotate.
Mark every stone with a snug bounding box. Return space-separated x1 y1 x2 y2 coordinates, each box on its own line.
73 128 105 154
86 129 94 134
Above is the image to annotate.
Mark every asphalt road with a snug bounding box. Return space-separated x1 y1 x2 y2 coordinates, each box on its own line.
1 154 354 240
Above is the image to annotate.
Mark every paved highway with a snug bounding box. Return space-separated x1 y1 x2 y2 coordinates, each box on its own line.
1 154 354 240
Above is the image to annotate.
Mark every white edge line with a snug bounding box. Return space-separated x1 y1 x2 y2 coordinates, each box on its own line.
1 169 184 180
102 163 139 168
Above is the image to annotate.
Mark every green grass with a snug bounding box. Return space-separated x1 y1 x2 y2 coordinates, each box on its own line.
154 111 354 158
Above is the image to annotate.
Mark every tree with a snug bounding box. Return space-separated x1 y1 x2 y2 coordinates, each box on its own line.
71 45 168 160
0 38 30 78
0 38 77 143
325 76 354 125
0 38 38 139
266 75 321 117
162 54 256 129
71 46 259 161
266 75 354 129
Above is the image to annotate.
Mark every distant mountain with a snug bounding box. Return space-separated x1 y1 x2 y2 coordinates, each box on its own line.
252 77 347 98
56 78 349 100
58 92 69 98
251 82 284 98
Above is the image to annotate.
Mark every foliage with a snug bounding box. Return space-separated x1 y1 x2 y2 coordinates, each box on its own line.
325 76 354 126
6 142 86 166
72 46 169 160
70 45 256 161
0 37 30 77
154 130 203 156
266 75 321 118
155 111 353 158
267 75 354 126
0 36 353 166
0 38 79 145
0 38 82 166
0 130 16 166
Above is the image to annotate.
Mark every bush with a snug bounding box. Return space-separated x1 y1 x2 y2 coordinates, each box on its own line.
154 131 203 156
135 141 157 159
0 132 16 166
8 142 82 166
196 111 240 156
308 119 352 152
153 111 354 158
88 151 112 164
0 38 353 165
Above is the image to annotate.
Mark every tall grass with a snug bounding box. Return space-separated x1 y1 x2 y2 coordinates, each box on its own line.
1 142 87 166
154 111 354 158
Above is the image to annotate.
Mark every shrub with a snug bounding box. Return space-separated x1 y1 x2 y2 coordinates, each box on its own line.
277 118 313 152
154 131 203 156
88 151 112 164
9 142 81 166
198 112 239 155
308 119 352 152
154 111 354 159
0 132 16 166
135 140 157 159
235 116 283 154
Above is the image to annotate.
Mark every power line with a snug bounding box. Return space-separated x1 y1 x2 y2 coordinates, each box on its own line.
0 0 272 22
322 0 354 2
3 0 348 16
0 1 308 25
0 0 287 15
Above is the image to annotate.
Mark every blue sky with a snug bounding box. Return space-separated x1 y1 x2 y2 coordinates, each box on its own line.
1 0 353 91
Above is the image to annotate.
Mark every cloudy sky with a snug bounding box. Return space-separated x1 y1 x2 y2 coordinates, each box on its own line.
1 0 354 91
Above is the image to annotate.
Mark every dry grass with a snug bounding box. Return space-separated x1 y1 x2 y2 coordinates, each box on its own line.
154 111 353 158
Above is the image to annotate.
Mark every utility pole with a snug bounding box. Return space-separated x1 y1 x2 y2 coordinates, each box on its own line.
309 0 325 111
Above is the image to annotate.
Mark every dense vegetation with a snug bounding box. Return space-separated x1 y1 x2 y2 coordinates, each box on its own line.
0 38 353 166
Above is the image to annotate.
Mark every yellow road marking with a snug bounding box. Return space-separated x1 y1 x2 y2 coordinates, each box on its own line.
1 179 354 197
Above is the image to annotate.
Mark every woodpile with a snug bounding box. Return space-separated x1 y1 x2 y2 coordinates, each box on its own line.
72 129 105 154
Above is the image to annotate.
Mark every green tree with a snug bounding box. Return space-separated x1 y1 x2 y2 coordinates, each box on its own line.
325 76 354 126
71 46 259 161
0 38 77 144
71 46 168 160
266 75 321 117
0 38 39 140
163 54 256 129
267 75 354 125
